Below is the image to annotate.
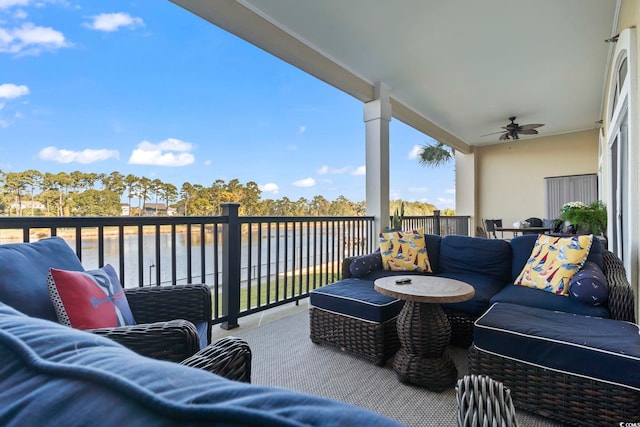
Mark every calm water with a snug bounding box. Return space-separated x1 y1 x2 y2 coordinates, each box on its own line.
67 229 364 288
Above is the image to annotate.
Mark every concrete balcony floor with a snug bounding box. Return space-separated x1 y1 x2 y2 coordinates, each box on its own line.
211 301 561 427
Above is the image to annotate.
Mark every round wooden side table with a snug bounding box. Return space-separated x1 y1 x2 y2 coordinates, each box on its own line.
374 275 475 392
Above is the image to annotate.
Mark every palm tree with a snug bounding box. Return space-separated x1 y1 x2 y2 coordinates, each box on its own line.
124 174 139 216
138 177 152 216
151 179 163 215
418 141 454 167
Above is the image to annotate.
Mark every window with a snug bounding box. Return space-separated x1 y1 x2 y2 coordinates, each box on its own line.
544 174 597 220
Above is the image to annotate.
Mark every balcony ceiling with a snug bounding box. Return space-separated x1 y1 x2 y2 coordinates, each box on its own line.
171 0 619 153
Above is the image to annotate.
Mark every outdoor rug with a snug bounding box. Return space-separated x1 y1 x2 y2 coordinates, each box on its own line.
235 309 563 427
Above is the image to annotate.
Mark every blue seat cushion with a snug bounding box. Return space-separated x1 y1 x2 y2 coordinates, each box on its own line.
474 303 640 390
439 272 508 315
490 283 609 317
0 237 84 322
510 233 603 281
0 301 403 427
440 236 512 283
310 278 404 323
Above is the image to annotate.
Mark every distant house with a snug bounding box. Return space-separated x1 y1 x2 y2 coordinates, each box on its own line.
11 200 46 213
120 203 130 216
143 203 167 216
167 207 177 216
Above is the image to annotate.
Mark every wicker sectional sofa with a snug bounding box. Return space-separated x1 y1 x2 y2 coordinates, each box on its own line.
309 233 639 425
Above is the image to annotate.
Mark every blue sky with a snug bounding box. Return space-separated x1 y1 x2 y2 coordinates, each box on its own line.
0 0 455 209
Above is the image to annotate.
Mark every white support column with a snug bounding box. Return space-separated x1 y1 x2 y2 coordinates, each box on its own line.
455 150 478 233
364 83 391 237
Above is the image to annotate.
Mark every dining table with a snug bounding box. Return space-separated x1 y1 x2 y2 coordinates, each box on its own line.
494 226 552 237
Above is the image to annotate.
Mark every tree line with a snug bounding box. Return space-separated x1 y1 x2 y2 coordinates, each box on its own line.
0 170 449 217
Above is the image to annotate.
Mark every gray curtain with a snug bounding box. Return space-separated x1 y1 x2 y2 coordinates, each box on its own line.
544 174 597 220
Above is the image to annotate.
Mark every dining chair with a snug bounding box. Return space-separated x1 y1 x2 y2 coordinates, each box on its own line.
484 219 503 239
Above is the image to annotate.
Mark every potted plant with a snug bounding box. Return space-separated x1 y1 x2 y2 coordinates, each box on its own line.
560 200 607 235
385 202 405 232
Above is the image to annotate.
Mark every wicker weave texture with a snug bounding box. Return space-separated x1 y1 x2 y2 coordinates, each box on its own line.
393 301 457 391
456 374 518 427
443 308 477 348
92 319 200 362
125 284 213 344
602 250 636 322
181 336 252 383
309 307 399 366
468 346 640 426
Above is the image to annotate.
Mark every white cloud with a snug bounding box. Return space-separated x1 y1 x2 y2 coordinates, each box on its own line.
85 13 144 32
128 138 195 167
0 22 69 55
408 145 422 160
12 8 27 19
0 83 29 98
317 165 349 175
298 125 306 133
287 144 298 151
352 165 366 176
292 177 315 188
0 1 29 10
260 183 279 194
38 146 119 164
203 159 212 166
444 188 456 195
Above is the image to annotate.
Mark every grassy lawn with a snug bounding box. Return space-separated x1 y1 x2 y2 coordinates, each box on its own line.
212 273 340 314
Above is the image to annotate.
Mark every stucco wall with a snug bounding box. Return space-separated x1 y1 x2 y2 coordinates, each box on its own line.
471 129 598 232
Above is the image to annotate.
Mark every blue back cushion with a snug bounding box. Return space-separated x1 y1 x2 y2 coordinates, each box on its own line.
423 234 442 273
439 235 512 282
510 234 603 281
490 284 609 318
0 301 403 426
0 237 84 321
440 272 508 315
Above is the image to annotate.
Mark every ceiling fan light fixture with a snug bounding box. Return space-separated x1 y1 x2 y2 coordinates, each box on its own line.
491 116 544 141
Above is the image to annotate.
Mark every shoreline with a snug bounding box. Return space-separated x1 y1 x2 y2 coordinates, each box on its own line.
0 224 196 243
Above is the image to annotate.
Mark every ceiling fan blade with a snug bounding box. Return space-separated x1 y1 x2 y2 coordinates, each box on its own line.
518 129 539 135
498 133 510 141
480 130 506 137
519 123 544 130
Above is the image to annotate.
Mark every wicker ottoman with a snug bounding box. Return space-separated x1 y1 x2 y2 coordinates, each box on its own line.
309 278 403 366
469 302 640 426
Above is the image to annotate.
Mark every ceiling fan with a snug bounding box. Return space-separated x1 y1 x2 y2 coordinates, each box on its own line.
485 117 545 141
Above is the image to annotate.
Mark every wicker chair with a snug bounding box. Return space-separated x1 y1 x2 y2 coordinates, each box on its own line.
86 284 253 382
0 238 251 381
456 374 518 427
91 284 212 363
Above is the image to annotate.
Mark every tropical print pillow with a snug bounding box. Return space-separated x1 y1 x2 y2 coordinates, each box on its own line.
515 234 593 295
379 228 432 272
